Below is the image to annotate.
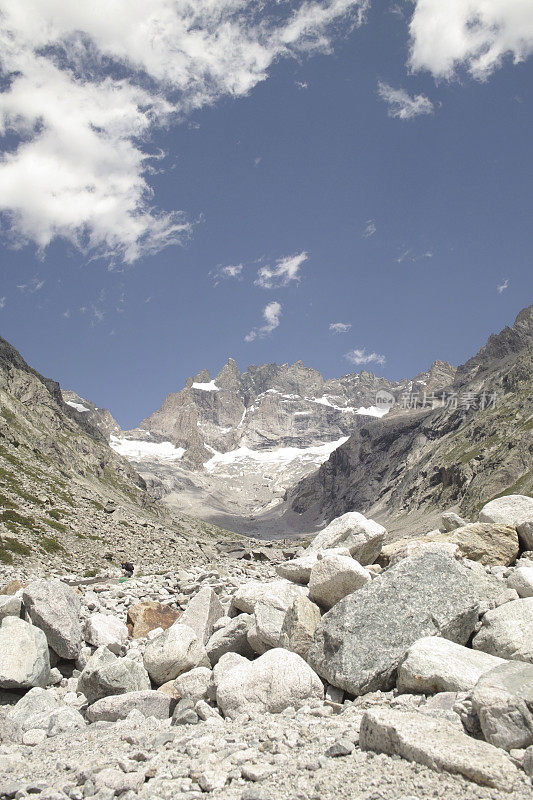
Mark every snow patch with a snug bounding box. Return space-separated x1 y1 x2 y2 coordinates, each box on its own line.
204 437 349 472
110 436 185 461
192 380 219 391
306 396 354 412
66 401 90 413
355 406 389 418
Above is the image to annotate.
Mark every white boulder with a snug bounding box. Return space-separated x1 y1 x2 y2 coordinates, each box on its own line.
472 598 533 662
507 566 533 598
84 613 129 653
143 623 209 684
307 512 385 565
479 494 533 550
23 579 82 660
0 617 50 689
308 553 371 610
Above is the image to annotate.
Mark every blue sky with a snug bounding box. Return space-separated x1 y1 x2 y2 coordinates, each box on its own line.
0 1 532 429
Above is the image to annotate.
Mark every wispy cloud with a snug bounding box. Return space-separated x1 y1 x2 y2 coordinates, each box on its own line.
210 263 244 286
0 1 369 264
497 279 509 294
0 296 5 309
245 301 282 342
378 81 434 120
363 219 376 238
409 0 533 81
396 248 434 264
254 157 262 167
345 347 386 366
62 309 71 318
329 322 352 334
295 80 309 89
17 277 45 293
255 251 308 289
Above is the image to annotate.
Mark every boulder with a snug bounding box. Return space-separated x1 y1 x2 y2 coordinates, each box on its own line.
472 598 533 662
378 539 459 567
0 595 22 622
469 661 533 751
359 707 518 791
143 623 209 684
397 636 506 694
278 594 322 659
247 601 286 654
126 600 180 639
78 647 151 704
230 580 307 615
214 648 324 719
84 613 128 653
206 614 256 666
23 579 82 660
308 549 502 695
507 566 533 598
441 511 467 531
179 586 224 645
86 690 174 722
174 666 213 704
0 617 50 689
46 707 85 736
308 554 371 610
421 523 519 566
276 553 318 584
479 494 533 551
307 512 385 565
0 579 23 595
8 687 58 731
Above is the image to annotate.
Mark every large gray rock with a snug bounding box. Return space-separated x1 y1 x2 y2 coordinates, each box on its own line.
276 553 319 584
8 687 58 731
278 595 321 659
214 648 323 719
247 601 286 654
359 707 519 791
78 647 151 704
0 595 22 622
397 636 506 694
174 666 214 704
422 523 519 567
143 623 209 684
230 580 307 615
23 579 82 660
441 511 467 531
472 598 533 662
469 661 533 751
308 549 502 695
479 494 533 550
308 553 371 610
308 512 385 565
0 617 50 689
84 613 128 653
507 566 533 598
86 690 174 722
206 614 256 666
179 587 224 645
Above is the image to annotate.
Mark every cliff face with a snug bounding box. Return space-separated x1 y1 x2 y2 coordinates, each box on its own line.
285 306 533 537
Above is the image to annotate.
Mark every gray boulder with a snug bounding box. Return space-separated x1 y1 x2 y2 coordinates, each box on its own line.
8 687 58 731
0 595 22 622
308 549 502 695
397 636 506 694
472 598 533 662
23 579 82 660
247 601 286 654
143 623 209 684
174 666 214 704
469 661 533 751
441 511 467 531
360 707 519 791
86 689 174 722
0 617 50 689
46 707 85 736
278 594 321 659
206 614 256 666
179 586 224 645
308 512 385 565
479 494 533 550
214 648 324 719
84 613 128 653
507 566 533 598
230 580 307 615
308 553 371 610
78 647 151 704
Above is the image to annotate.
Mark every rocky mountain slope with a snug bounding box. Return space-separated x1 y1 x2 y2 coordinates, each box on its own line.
104 359 455 535
286 305 533 540
0 336 245 572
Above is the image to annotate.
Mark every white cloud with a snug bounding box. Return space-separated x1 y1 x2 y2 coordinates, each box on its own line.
255 251 308 289
409 0 533 80
497 278 509 293
0 297 5 309
345 347 386 366
363 219 376 238
0 0 368 263
17 277 45 293
378 81 434 120
329 322 352 333
295 80 309 89
62 309 71 318
245 300 282 342
210 263 244 286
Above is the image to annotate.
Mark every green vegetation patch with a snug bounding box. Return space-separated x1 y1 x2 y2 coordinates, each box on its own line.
40 535 65 554
45 517 67 533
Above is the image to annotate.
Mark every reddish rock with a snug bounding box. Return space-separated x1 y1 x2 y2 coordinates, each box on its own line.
127 601 181 639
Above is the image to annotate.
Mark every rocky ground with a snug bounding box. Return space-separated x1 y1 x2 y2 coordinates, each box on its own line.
1 495 533 800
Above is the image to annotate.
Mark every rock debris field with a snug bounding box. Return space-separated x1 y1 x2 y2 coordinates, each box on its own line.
1 495 533 800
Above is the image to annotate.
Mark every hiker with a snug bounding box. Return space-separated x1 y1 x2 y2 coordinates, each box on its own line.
121 561 134 577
